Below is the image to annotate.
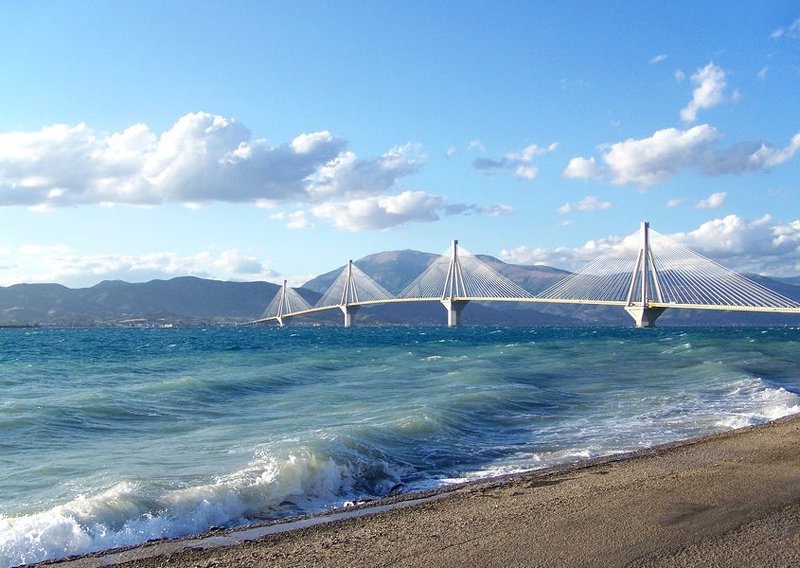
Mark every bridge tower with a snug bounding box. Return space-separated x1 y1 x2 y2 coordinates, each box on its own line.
339 260 360 328
276 280 289 327
441 239 469 327
624 221 666 327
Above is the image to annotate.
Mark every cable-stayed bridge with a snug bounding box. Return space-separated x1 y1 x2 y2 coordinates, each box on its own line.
251 222 800 328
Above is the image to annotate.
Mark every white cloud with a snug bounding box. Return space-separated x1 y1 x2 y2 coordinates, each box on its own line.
506 142 560 162
479 204 515 217
649 54 667 64
0 112 423 209
593 126 800 188
747 132 800 169
472 142 558 180
500 215 800 277
680 62 728 123
558 195 612 214
674 69 686 82
306 144 423 200
770 18 800 40
0 245 281 287
604 125 720 187
696 191 727 209
562 156 602 180
310 191 512 232
270 210 312 230
667 198 689 207
514 165 539 180
668 215 800 275
311 191 446 231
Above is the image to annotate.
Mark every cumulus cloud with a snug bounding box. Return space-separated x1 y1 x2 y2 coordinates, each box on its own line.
696 191 727 209
500 215 800 277
311 190 512 232
562 156 602 180
0 245 280 287
747 132 800 169
306 144 423 201
568 126 800 189
472 142 558 180
311 191 448 231
0 112 423 209
649 54 668 64
680 62 728 123
604 125 720 187
558 195 612 214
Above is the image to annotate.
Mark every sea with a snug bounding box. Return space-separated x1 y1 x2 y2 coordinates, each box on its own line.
1 325 799 567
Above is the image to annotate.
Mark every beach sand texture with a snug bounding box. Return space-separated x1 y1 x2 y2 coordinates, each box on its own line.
50 415 800 568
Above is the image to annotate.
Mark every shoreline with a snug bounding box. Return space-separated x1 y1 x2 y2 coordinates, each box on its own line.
44 413 800 567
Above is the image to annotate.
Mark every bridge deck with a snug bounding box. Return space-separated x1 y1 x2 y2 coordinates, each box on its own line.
247 296 800 325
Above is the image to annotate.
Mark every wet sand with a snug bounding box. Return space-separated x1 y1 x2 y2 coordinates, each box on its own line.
50 414 800 567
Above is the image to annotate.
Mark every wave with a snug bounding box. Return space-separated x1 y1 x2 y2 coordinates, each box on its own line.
0 449 387 568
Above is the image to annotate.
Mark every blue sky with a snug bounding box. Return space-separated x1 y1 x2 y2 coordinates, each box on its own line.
1 1 799 287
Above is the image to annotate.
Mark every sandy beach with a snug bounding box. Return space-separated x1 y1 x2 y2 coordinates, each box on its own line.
48 414 800 568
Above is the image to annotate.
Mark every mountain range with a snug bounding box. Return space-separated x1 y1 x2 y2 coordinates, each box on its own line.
1 250 799 327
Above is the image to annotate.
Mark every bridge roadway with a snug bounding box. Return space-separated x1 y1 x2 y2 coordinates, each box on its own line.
248 295 800 327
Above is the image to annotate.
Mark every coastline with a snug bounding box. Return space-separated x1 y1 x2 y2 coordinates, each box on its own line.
45 413 800 567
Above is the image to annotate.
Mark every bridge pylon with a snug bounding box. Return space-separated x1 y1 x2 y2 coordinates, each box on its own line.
441 239 469 328
261 279 313 327
339 260 360 328
624 221 666 328
276 280 290 327
314 258 394 327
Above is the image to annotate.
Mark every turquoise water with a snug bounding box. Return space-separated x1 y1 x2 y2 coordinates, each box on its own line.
1 326 799 567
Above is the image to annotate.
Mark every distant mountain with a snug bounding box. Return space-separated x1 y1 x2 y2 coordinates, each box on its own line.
0 277 279 326
2 252 800 327
302 250 570 295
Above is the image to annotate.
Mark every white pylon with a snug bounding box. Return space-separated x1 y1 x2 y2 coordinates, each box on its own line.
441 240 469 327
276 280 289 327
339 260 360 327
624 222 666 327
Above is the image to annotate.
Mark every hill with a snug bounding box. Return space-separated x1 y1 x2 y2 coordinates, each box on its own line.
0 277 279 326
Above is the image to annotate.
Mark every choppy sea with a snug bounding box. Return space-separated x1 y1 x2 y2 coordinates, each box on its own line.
1 325 799 567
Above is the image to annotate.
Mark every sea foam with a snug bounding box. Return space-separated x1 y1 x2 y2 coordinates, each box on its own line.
0 451 362 568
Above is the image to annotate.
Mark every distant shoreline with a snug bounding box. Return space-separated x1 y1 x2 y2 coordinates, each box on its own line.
49 413 800 567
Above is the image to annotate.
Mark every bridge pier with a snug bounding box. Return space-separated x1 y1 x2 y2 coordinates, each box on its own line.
441 299 468 328
624 306 666 328
339 305 360 328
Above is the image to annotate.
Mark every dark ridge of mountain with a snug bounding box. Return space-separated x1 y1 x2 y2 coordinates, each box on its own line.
0 277 279 326
745 274 800 301
775 275 800 287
